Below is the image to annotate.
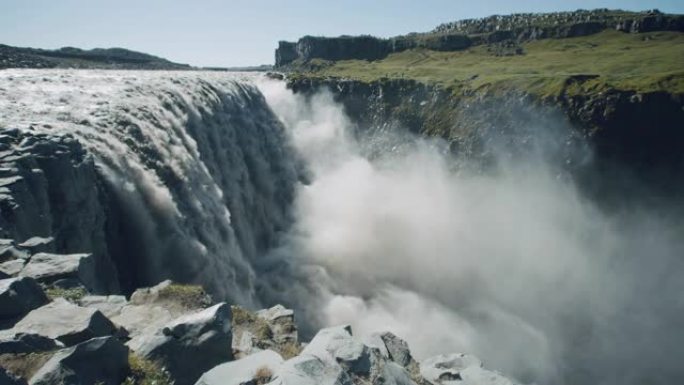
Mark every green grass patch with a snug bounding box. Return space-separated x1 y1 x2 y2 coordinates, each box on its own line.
121 353 173 385
298 30 684 96
45 286 88 302
156 283 211 310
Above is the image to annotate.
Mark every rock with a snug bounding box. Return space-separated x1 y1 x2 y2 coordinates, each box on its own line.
232 304 300 359
270 354 353 385
0 277 48 321
134 303 233 385
0 333 59 354
29 336 129 385
19 253 96 290
17 237 54 254
4 298 117 346
78 295 128 319
302 325 370 374
256 304 298 344
0 367 27 385
0 260 26 277
380 332 414 367
194 349 283 385
420 353 517 385
113 304 176 345
298 326 416 385
0 246 29 262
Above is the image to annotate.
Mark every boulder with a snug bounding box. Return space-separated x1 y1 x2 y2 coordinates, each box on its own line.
0 277 48 321
19 253 96 291
297 326 416 385
420 353 517 385
0 367 27 385
194 349 283 385
17 237 54 254
301 325 370 374
29 336 129 385
270 354 353 385
4 298 116 346
380 332 414 367
113 303 176 345
256 304 298 345
134 303 233 385
78 295 128 318
0 260 26 277
0 246 29 262
0 333 59 354
232 304 300 359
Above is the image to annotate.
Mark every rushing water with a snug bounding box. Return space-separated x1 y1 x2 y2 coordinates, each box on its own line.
1 70 683 385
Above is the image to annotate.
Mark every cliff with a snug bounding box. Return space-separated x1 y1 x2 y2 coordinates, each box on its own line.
275 9 684 67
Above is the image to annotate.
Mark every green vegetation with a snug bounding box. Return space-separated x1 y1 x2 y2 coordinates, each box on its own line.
232 305 272 340
156 283 212 310
121 353 173 385
45 286 88 302
298 30 684 97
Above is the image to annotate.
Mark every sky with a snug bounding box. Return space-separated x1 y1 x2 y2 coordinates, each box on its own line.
1 0 683 67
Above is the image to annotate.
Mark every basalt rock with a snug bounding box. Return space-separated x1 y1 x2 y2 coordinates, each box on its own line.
0 277 48 323
28 336 129 385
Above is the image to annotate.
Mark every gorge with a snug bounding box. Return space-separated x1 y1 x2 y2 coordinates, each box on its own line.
1 7 683 385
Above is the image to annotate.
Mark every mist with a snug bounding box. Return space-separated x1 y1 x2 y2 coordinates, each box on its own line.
257 79 684 385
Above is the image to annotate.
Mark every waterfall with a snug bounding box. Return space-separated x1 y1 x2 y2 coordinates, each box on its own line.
0 69 298 303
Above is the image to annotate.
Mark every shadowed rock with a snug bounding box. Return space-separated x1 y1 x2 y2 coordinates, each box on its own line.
3 298 117 346
0 277 48 322
29 336 128 385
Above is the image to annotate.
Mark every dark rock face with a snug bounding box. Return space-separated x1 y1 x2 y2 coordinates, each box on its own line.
0 277 48 322
0 333 58 355
29 336 129 385
135 303 233 385
275 41 299 67
287 77 684 202
0 130 119 293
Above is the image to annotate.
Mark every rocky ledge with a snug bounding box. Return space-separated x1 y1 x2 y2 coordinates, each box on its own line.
0 267 518 385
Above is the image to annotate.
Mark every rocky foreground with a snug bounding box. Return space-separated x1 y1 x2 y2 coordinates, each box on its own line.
0 238 516 385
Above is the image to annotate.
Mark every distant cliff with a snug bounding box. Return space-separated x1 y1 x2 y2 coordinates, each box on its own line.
0 45 191 70
275 9 684 67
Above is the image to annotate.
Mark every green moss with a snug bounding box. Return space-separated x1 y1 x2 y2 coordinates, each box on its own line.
156 283 211 310
294 30 684 97
45 287 88 302
121 353 173 385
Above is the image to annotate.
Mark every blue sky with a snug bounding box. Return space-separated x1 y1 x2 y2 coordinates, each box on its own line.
1 0 682 67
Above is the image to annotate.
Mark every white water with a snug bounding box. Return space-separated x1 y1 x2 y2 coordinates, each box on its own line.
0 69 297 302
259 79 684 385
1 70 682 384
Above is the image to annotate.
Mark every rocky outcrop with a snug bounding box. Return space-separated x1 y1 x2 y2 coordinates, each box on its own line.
1 298 117 346
195 349 284 385
0 277 48 323
133 303 233 385
232 304 300 359
29 336 129 385
19 253 96 290
0 130 119 294
195 323 517 385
